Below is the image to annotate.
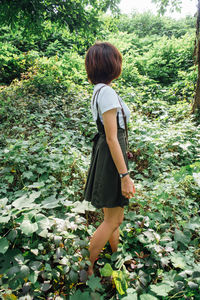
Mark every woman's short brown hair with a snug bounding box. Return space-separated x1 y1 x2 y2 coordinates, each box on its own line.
85 42 122 85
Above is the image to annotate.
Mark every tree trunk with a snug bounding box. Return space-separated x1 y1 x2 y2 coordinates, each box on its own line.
192 0 200 113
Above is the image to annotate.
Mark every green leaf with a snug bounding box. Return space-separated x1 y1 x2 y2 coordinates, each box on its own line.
28 271 38 283
69 270 78 283
69 291 90 300
174 229 190 246
14 254 24 264
7 175 14 183
170 253 187 269
28 182 45 188
0 215 10 223
112 270 128 295
20 219 38 235
0 237 9 254
41 281 51 291
122 292 138 300
71 200 95 213
35 213 50 229
188 281 198 289
19 265 30 278
41 195 60 209
140 294 159 300
100 263 113 277
192 270 200 279
29 261 42 271
23 171 34 179
7 229 17 242
143 230 155 242
12 192 40 209
87 274 102 292
150 283 173 296
7 266 20 276
105 253 111 259
29 191 41 201
185 216 200 230
90 292 102 300
45 263 52 271
0 197 8 207
12 195 28 208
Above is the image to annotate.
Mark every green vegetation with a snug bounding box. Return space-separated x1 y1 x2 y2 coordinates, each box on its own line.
0 9 200 300
0 0 120 35
152 0 200 113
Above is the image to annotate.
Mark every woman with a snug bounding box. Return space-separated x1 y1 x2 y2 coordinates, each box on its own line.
84 42 136 276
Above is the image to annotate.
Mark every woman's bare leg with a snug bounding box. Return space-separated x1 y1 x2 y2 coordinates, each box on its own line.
103 208 124 253
88 207 124 276
108 227 119 253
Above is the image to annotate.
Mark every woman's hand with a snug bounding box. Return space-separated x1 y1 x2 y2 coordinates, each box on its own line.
121 175 136 199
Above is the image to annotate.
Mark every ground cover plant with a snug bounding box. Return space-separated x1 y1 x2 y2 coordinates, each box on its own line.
0 11 200 300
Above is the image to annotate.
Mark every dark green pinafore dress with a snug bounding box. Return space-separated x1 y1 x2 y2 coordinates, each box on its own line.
84 87 129 209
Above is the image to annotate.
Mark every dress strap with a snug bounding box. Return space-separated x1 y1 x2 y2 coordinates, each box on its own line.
117 96 128 146
93 84 121 130
92 85 107 107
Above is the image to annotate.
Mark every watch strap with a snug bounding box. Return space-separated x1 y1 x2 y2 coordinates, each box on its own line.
119 172 129 179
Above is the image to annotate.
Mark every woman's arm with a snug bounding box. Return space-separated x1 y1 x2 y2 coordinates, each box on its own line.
102 108 135 199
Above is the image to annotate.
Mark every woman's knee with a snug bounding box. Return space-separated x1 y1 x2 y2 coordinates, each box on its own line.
103 220 118 232
117 218 123 228
103 207 124 230
104 217 123 231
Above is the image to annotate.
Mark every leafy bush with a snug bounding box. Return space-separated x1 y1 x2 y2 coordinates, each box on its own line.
116 12 195 38
169 66 197 102
2 51 86 95
136 33 194 85
0 43 29 84
127 106 200 180
108 31 196 104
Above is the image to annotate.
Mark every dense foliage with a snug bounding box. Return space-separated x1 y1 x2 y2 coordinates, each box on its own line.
0 10 200 300
0 0 120 33
116 12 195 37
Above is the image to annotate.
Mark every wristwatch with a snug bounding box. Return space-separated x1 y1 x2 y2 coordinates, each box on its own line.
119 172 129 179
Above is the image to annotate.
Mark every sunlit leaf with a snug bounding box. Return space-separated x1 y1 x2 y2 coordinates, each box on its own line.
140 294 158 300
100 263 113 277
170 253 187 269
71 200 95 213
112 270 128 295
20 219 38 235
0 238 9 254
150 283 173 296
41 195 60 209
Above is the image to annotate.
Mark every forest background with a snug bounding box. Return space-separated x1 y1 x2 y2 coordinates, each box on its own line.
0 0 200 299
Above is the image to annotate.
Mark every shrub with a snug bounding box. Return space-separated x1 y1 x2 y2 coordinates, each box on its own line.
136 33 194 85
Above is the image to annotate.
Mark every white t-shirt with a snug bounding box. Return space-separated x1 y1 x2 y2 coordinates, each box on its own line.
91 83 130 129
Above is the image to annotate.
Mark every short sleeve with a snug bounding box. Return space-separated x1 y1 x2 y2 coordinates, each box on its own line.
97 86 121 115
